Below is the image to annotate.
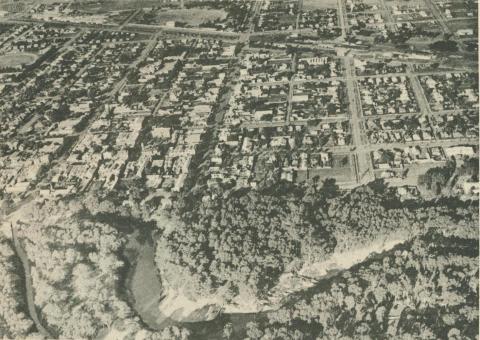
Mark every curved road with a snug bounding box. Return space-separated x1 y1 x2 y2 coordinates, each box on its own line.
10 224 54 339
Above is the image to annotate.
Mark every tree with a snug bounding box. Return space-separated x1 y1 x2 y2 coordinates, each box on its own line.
246 322 263 339
0 236 35 338
429 40 458 52
319 178 339 200
51 102 70 122
255 219 478 339
223 322 233 339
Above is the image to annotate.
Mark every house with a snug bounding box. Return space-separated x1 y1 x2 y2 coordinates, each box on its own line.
444 146 475 158
457 29 474 37
152 127 171 139
463 181 479 195
50 117 84 136
5 181 30 193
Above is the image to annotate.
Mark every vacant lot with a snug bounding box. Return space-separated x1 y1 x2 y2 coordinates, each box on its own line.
73 0 168 11
296 154 354 184
447 18 477 34
303 0 338 10
379 162 447 187
150 8 227 26
0 53 36 67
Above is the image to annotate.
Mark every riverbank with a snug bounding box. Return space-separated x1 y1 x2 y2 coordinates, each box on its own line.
157 237 406 319
123 223 406 339
122 230 176 329
123 227 268 339
266 237 405 306
11 224 55 338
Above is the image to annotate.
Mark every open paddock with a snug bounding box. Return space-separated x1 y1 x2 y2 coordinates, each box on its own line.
375 161 448 186
0 53 37 68
71 0 178 11
303 0 338 10
296 154 354 183
134 7 228 27
297 166 353 183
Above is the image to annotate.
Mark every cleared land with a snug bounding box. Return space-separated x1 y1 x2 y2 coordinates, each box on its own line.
62 0 174 12
297 166 354 183
377 161 448 186
296 154 354 183
147 8 227 26
0 53 36 67
447 19 478 33
303 0 338 10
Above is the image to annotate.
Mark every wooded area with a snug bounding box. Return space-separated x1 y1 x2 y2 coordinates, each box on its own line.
247 222 479 339
157 179 479 303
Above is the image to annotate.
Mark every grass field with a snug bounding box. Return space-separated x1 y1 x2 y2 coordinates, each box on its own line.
447 19 477 34
150 8 227 26
67 0 171 13
379 162 447 187
299 166 354 182
303 0 338 10
0 53 36 68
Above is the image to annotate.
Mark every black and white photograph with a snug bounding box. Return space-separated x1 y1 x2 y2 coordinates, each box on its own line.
0 0 478 339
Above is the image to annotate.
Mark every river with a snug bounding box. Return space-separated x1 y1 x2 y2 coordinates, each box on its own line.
11 223 55 338
124 229 404 339
123 230 264 339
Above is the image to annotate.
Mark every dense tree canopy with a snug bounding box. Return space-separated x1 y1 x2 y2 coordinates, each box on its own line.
429 40 459 52
14 196 190 340
159 187 320 299
4 174 477 340
0 235 35 338
157 180 479 302
254 217 479 340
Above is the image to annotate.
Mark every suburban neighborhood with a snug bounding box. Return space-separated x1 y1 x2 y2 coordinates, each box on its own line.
0 0 478 339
